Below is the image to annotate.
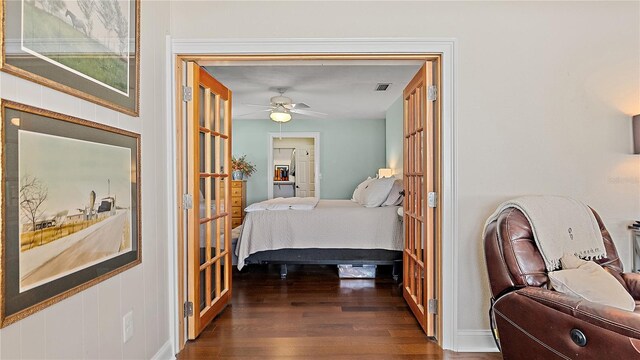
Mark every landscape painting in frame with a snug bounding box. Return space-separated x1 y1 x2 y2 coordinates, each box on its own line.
0 100 141 327
1 0 140 115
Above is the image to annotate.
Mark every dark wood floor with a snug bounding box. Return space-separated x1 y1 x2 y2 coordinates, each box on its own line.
178 264 502 359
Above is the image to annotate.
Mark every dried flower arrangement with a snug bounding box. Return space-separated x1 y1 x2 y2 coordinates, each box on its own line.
231 155 256 177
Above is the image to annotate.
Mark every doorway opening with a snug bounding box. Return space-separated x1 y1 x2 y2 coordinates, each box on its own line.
268 133 320 199
171 50 450 352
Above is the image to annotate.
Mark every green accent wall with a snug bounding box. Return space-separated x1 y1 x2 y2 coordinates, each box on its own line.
385 96 404 176
233 118 386 205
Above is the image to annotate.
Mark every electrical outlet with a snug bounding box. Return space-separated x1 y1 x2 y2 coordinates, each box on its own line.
123 311 133 343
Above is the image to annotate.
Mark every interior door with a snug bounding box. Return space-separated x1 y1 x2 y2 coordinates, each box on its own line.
295 148 311 197
403 61 437 337
185 62 233 339
309 147 315 197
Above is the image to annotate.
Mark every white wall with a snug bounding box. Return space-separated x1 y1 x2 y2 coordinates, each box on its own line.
0 1 173 359
170 0 640 351
233 119 386 204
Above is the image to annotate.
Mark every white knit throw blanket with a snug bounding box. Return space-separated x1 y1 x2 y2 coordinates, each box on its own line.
484 196 605 271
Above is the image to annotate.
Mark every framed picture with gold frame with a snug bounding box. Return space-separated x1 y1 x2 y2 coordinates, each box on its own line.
1 0 140 116
0 100 141 327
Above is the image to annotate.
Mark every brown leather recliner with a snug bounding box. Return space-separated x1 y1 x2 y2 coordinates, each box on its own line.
484 207 640 359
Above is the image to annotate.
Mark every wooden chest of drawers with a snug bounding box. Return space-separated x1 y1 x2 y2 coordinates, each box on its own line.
229 180 246 228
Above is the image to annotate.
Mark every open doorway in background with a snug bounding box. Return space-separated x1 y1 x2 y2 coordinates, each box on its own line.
268 133 319 199
272 137 315 197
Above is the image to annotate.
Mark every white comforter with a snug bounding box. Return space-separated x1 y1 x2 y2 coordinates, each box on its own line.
236 200 403 269
245 197 319 212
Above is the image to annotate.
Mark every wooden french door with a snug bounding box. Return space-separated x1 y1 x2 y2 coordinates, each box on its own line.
403 61 438 337
185 62 233 339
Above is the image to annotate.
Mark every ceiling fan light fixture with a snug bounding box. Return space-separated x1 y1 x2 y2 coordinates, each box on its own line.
270 110 292 123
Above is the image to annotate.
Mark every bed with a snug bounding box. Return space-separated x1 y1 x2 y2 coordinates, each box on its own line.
235 199 403 279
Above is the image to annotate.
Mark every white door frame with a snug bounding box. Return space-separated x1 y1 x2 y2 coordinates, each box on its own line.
267 132 320 199
166 38 459 352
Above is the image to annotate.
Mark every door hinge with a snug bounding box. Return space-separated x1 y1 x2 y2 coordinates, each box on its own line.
427 85 438 101
182 86 192 102
428 192 438 208
183 194 193 210
428 299 438 314
184 301 193 317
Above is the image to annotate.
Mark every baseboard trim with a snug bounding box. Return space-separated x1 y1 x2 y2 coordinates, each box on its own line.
151 340 175 360
455 330 500 352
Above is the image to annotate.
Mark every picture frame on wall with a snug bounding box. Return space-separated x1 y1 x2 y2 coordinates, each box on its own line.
0 100 141 327
1 0 140 116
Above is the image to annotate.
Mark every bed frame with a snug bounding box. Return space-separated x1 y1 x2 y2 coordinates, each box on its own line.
243 248 403 281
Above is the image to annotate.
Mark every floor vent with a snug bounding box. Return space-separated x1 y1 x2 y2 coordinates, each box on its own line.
375 83 391 91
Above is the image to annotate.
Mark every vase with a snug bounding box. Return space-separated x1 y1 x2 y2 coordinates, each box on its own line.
232 170 244 180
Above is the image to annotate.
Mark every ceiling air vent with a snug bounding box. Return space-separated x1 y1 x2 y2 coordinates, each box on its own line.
375 83 391 91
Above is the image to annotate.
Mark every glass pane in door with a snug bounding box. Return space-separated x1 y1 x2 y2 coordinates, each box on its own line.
220 256 227 293
219 98 226 136
217 216 226 256
199 86 205 127
218 138 226 176
218 179 227 215
198 270 206 311
199 223 207 266
208 92 216 130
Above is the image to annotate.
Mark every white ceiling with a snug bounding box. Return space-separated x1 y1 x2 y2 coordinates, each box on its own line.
204 62 422 121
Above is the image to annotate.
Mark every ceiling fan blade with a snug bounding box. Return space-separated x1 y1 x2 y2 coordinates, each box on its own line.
284 102 310 110
245 103 274 109
290 108 328 117
235 109 271 117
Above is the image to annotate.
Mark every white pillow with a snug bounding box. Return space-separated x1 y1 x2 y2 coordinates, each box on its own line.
359 177 396 208
382 179 404 206
352 177 373 203
548 254 635 311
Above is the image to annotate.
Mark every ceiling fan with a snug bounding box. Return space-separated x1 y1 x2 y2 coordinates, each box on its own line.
238 88 327 122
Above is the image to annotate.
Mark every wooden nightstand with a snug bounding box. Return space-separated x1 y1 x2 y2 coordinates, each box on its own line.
230 180 246 228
